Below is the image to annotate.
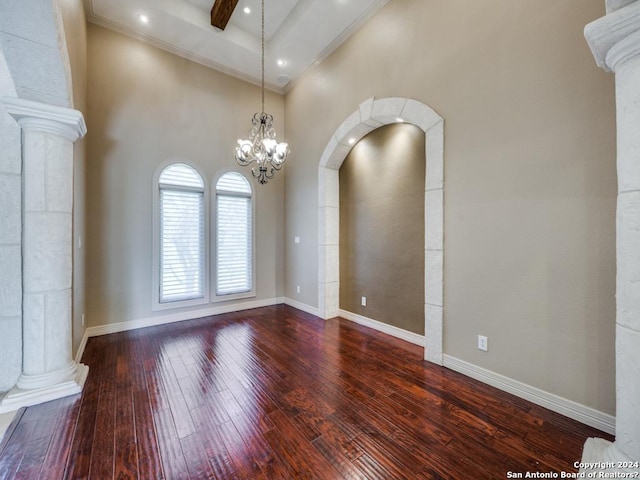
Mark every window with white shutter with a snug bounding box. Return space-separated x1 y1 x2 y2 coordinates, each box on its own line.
214 172 254 298
158 163 206 304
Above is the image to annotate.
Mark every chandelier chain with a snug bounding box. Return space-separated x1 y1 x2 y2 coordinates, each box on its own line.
261 0 265 114
234 0 289 185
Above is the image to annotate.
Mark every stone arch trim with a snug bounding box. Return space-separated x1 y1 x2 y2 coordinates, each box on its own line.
317 97 444 365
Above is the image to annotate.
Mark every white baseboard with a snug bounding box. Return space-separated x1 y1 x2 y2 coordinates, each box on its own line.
74 330 89 364
73 297 285 366
338 309 425 346
83 297 284 339
283 297 320 317
73 297 312 363
443 354 616 435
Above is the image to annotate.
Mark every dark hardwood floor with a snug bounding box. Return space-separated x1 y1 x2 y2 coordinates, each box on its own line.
0 305 612 479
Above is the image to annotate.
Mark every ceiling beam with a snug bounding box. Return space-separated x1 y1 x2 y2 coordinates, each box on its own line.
211 0 239 30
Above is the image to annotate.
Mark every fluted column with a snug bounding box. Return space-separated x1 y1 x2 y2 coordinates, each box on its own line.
580 1 640 472
0 97 88 411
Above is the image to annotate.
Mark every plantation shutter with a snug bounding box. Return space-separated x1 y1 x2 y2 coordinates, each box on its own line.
159 164 205 303
216 172 252 296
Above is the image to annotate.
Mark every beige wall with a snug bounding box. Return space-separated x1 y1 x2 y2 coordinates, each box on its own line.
57 0 88 356
340 123 425 334
285 0 617 414
86 25 285 328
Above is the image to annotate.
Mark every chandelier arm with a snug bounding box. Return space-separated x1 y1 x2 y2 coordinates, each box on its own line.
236 155 253 167
264 166 276 179
269 161 283 171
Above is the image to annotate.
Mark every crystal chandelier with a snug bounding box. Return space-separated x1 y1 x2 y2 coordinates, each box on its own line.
235 0 289 184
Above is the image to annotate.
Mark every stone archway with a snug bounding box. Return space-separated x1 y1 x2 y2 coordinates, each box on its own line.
317 97 445 365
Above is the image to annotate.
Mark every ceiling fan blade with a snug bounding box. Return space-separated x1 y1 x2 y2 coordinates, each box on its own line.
211 0 239 30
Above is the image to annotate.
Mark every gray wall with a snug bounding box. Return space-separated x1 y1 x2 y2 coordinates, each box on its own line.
85 25 285 328
340 123 425 334
284 0 617 414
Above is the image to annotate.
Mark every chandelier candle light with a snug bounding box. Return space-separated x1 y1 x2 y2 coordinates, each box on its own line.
235 0 289 184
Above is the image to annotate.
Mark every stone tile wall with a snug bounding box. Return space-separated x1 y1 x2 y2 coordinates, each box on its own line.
0 104 22 392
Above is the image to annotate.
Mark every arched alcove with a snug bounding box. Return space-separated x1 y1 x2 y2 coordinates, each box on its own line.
317 97 444 365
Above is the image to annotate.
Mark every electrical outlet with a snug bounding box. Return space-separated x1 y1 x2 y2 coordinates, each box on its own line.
296 285 300 294
294 236 300 244
361 296 367 307
478 335 488 352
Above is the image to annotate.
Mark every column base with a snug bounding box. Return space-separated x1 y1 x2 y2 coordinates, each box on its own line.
0 363 88 414
579 438 640 475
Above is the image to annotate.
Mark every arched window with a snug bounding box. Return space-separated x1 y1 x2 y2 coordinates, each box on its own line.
157 163 206 305
214 171 254 299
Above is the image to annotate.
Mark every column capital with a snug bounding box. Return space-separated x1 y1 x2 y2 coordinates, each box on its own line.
585 0 640 72
1 96 86 142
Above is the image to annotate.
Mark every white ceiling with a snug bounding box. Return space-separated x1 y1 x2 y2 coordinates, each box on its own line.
84 0 390 93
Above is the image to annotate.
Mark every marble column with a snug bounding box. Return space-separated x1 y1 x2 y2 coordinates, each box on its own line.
580 0 640 472
0 97 88 411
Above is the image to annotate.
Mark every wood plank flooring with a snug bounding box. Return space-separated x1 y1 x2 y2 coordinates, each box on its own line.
0 305 613 479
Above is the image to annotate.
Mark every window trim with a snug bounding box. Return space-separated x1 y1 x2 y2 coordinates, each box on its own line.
152 160 210 311
212 169 256 303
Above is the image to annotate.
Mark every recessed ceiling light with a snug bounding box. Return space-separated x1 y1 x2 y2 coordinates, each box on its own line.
277 59 286 67
348 138 356 145
243 6 251 14
137 13 149 24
